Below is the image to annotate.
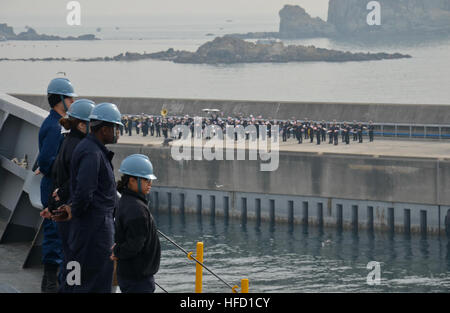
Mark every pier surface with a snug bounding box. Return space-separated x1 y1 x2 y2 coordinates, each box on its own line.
118 135 450 160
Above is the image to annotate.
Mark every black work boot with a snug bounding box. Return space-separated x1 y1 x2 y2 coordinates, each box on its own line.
42 263 59 293
40 271 47 293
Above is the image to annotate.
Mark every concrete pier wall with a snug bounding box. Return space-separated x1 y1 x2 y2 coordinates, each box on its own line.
110 144 450 206
149 186 448 235
11 93 450 124
109 144 450 234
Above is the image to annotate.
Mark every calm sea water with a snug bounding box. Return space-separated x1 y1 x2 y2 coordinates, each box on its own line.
0 18 449 104
153 212 450 293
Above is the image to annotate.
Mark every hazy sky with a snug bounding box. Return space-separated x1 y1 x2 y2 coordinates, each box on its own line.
1 0 330 26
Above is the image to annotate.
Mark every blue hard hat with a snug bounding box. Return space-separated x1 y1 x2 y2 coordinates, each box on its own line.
47 78 77 97
89 102 124 126
67 99 95 121
119 154 157 180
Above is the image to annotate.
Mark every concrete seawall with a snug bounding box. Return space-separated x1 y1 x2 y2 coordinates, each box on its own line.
11 93 450 124
111 145 450 205
109 144 450 235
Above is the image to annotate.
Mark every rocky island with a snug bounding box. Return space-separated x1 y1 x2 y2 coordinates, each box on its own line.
228 1 450 40
231 5 335 39
76 36 411 64
0 23 99 41
3 35 408 63
328 0 450 37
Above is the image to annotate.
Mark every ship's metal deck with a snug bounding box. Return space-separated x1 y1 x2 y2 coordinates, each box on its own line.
0 220 41 293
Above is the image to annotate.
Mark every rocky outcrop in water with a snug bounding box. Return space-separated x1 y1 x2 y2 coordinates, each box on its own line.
173 36 411 63
278 5 336 38
76 49 188 62
0 24 15 39
0 23 99 40
74 36 411 64
327 0 450 37
229 1 450 39
230 5 336 40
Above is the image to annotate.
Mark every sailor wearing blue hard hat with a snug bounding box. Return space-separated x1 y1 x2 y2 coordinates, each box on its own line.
43 99 95 218
39 99 95 292
36 77 77 293
111 154 161 293
47 77 77 112
88 102 123 144
52 102 123 292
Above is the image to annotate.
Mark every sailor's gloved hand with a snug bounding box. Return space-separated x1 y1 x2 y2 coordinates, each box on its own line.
51 204 72 222
40 208 52 219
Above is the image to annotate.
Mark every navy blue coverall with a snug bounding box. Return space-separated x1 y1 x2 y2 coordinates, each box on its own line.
48 128 86 292
37 109 64 267
68 133 117 293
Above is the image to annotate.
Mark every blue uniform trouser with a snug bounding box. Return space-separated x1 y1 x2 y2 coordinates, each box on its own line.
40 176 63 266
42 219 63 265
68 262 114 293
68 214 114 293
118 275 155 293
56 221 72 292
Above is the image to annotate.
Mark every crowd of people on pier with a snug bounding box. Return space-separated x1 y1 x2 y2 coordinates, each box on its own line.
120 114 376 145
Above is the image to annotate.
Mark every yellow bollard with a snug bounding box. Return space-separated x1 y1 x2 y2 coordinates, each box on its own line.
195 242 204 293
241 278 249 293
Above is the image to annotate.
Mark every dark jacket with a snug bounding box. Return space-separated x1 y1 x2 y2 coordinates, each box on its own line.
67 133 117 292
37 109 64 177
114 188 161 280
48 128 86 212
69 133 117 218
